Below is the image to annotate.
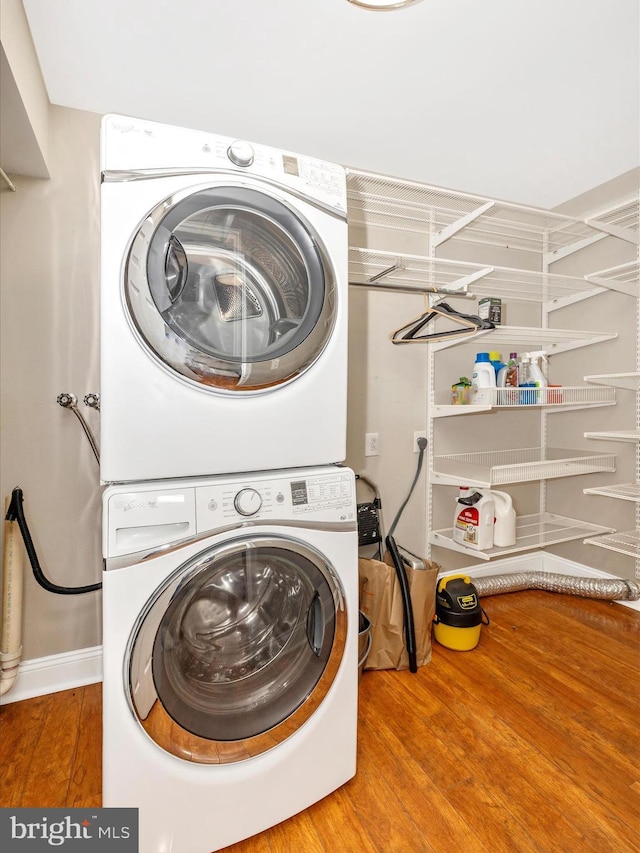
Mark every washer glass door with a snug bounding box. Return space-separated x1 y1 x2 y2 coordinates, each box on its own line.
125 185 338 391
127 535 347 764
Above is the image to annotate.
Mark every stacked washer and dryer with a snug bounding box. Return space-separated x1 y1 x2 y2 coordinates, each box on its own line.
99 115 358 852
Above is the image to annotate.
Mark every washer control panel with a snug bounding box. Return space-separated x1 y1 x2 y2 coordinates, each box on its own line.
103 467 356 558
195 467 355 531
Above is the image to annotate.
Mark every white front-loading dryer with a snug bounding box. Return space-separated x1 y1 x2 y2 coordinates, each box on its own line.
100 114 349 483
102 465 358 853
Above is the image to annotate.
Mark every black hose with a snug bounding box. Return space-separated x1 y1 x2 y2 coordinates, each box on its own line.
5 487 102 595
385 533 417 673
384 436 428 674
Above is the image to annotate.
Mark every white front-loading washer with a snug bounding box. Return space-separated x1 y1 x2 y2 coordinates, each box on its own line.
102 465 358 853
100 114 349 484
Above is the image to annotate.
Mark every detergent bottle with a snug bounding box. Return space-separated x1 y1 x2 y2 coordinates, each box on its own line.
453 487 494 550
489 490 517 547
470 353 496 405
489 351 505 379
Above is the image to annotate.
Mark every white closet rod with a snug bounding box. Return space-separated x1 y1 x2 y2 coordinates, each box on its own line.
349 280 476 298
0 168 17 192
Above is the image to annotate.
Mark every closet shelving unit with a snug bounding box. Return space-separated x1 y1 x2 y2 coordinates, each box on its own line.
347 169 638 564
348 247 608 305
580 195 640 567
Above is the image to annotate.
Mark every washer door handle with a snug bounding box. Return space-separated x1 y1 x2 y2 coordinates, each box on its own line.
306 592 324 657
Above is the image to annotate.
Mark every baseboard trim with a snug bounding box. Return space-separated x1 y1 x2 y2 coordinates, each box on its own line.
0 645 103 705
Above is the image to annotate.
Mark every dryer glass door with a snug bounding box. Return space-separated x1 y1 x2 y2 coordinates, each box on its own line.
125 185 338 391
127 535 347 764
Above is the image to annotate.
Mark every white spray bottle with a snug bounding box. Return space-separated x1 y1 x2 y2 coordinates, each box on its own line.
523 351 548 388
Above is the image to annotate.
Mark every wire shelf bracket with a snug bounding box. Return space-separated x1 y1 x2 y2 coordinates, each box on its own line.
432 201 495 249
584 261 639 298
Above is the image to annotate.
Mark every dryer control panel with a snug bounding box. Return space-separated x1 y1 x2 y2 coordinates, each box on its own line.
101 114 347 213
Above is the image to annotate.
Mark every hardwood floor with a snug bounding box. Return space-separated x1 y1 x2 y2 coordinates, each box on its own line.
1 591 639 851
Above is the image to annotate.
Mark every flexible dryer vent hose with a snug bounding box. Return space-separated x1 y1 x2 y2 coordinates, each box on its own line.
473 572 640 601
1 498 24 695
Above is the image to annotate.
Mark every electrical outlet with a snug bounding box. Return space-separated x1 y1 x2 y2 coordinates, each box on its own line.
413 431 427 452
365 433 379 456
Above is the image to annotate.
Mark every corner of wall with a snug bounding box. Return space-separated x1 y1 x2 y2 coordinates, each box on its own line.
0 0 51 178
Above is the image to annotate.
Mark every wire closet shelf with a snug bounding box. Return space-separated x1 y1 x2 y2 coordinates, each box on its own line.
346 168 603 255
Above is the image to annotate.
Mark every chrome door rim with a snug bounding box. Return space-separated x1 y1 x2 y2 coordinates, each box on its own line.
123 181 338 394
125 534 347 764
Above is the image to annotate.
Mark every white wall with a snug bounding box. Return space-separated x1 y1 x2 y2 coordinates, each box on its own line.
346 286 429 556
0 106 102 661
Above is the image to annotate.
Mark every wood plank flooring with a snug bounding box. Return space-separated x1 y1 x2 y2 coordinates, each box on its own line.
1 591 638 851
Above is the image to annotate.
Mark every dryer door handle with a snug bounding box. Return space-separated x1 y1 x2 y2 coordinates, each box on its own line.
306 592 324 657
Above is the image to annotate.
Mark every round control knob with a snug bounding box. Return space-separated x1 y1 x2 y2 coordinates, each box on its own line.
234 488 262 516
227 140 255 168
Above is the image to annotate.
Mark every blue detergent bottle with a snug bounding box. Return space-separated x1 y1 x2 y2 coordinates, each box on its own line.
489 350 505 378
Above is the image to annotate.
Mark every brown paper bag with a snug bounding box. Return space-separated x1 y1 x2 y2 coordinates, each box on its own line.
358 554 438 671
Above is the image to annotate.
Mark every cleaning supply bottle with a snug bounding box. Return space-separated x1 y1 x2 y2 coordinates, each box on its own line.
527 351 548 388
518 353 534 404
498 352 519 405
489 351 505 379
520 351 547 403
470 353 496 405
505 353 519 387
453 487 494 550
489 490 517 547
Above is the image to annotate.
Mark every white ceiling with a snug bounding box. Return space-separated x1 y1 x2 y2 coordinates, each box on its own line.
22 0 640 209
